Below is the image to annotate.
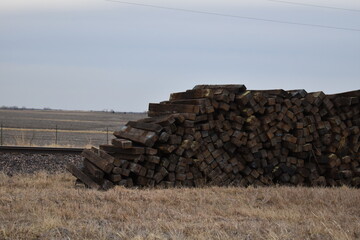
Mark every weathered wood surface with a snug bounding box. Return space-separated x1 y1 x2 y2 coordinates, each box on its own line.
82 149 114 174
83 159 105 179
111 138 132 149
170 89 214 101
126 121 163 133
148 103 201 114
66 163 101 190
113 126 158 147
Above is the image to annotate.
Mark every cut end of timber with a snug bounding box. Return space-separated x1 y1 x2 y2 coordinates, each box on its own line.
71 84 360 190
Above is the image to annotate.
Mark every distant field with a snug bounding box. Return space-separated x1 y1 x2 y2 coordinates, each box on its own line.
0 172 359 240
0 109 147 147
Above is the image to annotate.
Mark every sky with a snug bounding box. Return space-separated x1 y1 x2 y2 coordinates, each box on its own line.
0 0 359 112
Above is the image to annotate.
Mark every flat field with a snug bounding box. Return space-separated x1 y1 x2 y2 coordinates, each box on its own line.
0 172 359 240
0 109 146 147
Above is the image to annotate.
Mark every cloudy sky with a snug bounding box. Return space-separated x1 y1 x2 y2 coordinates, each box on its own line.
0 0 359 112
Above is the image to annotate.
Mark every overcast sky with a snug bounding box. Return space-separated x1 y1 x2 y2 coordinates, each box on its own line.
0 0 359 112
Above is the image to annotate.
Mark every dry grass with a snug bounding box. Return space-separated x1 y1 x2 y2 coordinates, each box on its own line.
0 109 147 147
0 173 359 240
4 127 108 134
9 132 94 148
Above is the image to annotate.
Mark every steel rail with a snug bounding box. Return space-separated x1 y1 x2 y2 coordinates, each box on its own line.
0 146 84 154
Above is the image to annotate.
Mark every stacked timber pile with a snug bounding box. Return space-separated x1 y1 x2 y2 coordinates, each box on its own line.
67 84 360 190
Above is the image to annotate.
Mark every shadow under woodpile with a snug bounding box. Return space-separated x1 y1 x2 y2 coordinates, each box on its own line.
67 84 360 190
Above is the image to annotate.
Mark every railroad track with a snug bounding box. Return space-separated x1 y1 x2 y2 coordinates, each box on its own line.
0 146 84 154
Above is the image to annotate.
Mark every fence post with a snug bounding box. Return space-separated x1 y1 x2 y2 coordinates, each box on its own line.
55 125 58 145
0 123 3 146
106 127 109 145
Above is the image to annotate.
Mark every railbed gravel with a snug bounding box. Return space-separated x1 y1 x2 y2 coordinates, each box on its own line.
0 152 83 175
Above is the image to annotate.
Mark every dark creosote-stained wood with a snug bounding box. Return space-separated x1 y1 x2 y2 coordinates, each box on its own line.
68 85 360 190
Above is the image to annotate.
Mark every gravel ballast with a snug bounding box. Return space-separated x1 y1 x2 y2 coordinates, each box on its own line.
0 152 83 175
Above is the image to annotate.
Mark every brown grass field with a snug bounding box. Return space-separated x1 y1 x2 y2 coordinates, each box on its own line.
0 109 146 147
1 172 359 240
1 109 360 239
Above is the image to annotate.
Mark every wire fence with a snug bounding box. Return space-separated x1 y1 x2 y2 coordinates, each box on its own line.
0 124 112 148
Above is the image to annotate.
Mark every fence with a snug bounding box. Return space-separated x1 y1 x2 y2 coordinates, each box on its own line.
0 124 112 148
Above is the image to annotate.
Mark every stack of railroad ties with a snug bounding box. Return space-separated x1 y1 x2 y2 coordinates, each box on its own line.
67 84 360 190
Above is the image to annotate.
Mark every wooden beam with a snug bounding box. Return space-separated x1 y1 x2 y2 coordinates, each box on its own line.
148 103 200 114
170 89 213 100
66 163 101 190
111 138 132 149
82 149 114 174
101 144 146 155
126 121 163 133
113 126 158 147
